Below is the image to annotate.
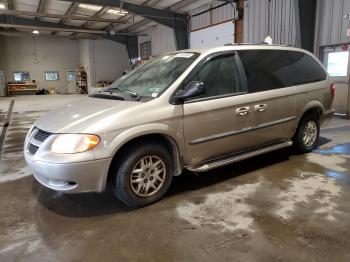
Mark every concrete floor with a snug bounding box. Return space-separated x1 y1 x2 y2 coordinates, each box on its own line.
0 95 350 262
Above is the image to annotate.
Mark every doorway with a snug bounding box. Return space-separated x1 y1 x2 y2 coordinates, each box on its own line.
322 45 350 116
67 70 77 94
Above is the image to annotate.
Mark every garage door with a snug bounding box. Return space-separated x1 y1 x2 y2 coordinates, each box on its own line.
190 21 235 49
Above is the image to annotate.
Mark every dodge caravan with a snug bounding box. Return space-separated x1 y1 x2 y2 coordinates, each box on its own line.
24 45 334 207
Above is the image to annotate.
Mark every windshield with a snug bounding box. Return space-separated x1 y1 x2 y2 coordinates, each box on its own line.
106 52 199 98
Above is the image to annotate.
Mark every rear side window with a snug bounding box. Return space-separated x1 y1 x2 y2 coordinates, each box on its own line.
238 50 327 93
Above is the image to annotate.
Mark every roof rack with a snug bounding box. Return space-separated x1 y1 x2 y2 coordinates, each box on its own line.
224 43 295 47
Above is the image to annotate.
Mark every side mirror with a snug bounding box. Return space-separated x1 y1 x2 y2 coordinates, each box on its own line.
172 81 205 104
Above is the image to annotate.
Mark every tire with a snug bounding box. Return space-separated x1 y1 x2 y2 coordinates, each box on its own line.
112 142 173 208
293 113 320 153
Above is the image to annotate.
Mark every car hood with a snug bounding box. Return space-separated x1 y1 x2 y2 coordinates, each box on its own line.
34 97 141 133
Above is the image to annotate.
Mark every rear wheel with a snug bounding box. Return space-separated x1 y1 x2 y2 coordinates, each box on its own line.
293 113 320 153
112 143 173 208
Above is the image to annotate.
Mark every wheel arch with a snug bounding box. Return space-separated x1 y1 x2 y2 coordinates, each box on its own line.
106 126 185 183
297 100 325 124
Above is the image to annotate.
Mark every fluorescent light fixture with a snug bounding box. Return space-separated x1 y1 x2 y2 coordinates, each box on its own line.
79 3 102 11
106 8 128 15
0 3 6 9
32 29 39 34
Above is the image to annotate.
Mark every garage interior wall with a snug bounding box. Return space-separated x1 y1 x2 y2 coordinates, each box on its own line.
244 0 297 46
78 39 130 93
0 36 79 94
317 0 350 46
189 1 236 48
138 24 177 57
137 1 237 57
189 1 236 31
0 36 129 94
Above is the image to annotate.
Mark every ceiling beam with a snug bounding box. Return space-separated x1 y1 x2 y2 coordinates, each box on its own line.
61 2 79 24
59 0 187 28
0 30 100 39
169 0 200 11
0 13 140 58
102 0 161 32
0 15 143 37
81 6 110 28
7 0 14 10
52 2 79 35
37 0 47 13
0 10 127 24
113 0 201 33
0 23 109 34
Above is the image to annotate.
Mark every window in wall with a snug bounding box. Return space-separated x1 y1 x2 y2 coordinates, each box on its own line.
238 50 327 93
327 51 349 77
190 54 246 99
45 71 60 81
13 71 30 81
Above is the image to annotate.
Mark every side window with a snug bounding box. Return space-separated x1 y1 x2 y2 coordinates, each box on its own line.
190 54 246 99
283 51 327 85
238 50 327 93
238 50 287 92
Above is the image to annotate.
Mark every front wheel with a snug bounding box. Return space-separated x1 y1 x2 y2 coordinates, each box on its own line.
293 113 320 153
112 143 173 208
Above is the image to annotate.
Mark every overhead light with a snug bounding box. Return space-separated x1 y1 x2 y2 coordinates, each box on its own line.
109 30 116 36
107 9 128 15
79 3 102 11
0 3 6 9
32 29 39 34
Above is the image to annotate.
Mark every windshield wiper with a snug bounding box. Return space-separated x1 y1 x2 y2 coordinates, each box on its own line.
107 87 140 100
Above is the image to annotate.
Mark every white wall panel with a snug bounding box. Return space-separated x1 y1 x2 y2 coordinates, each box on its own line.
138 24 176 57
190 21 235 48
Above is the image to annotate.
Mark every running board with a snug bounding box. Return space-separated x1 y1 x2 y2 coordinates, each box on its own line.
186 141 293 172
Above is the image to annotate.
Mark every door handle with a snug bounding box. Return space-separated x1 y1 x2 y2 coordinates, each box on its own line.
236 107 250 116
254 104 267 112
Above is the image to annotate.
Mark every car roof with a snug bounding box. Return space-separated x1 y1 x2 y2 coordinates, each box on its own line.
171 43 310 56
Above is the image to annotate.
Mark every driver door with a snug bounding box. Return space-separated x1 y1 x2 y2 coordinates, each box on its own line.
182 52 252 165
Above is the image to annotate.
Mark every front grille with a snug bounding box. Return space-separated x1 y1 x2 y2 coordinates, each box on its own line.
34 128 52 142
27 127 53 155
28 143 39 155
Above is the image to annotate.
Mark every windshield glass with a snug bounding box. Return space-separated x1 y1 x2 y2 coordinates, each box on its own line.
105 52 199 98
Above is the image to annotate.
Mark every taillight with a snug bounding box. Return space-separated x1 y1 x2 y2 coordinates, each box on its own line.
330 82 335 98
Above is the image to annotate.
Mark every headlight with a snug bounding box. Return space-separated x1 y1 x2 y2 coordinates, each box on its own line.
51 134 100 154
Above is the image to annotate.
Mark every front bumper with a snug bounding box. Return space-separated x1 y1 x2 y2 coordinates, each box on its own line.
23 126 113 193
26 157 112 193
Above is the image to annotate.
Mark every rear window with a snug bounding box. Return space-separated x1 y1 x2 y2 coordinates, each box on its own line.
238 50 327 93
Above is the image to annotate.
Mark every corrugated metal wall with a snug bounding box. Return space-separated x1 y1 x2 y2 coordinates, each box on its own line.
244 0 297 46
138 24 176 57
190 2 235 31
137 1 236 57
318 0 350 46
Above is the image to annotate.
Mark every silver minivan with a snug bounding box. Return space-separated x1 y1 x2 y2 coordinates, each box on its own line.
24 45 334 207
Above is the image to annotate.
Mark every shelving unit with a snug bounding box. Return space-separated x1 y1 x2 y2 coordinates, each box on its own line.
76 66 87 94
7 82 38 96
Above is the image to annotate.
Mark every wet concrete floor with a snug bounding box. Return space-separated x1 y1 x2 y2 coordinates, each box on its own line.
0 95 350 262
